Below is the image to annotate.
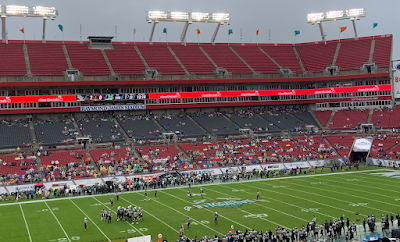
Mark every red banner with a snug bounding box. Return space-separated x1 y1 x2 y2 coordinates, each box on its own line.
148 84 392 99
0 95 76 104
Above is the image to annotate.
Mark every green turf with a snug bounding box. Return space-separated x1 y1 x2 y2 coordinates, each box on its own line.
1 167 399 242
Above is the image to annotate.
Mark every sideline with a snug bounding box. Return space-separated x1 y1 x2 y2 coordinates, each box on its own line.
45 201 71 242
19 204 33 242
0 168 387 207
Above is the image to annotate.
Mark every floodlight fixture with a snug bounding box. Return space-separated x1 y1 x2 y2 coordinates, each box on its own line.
0 5 58 43
326 10 343 20
171 12 189 20
307 8 365 41
307 13 324 23
146 11 231 44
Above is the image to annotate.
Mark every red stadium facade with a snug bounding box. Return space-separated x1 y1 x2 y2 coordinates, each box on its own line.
0 34 393 115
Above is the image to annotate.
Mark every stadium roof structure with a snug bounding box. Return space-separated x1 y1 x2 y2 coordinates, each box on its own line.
146 11 230 44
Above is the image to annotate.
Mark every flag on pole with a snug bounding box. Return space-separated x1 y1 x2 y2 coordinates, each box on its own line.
294 30 300 36
19 28 24 34
58 24 63 32
340 27 347 33
228 29 233 35
163 28 167 34
256 29 259 36
196 29 200 35
134 28 136 34
373 23 378 28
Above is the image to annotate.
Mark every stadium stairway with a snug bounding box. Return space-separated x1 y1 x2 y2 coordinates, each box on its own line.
258 47 282 69
71 119 84 138
222 114 242 130
293 46 306 73
187 115 210 136
23 44 32 75
332 42 341 65
167 45 190 76
367 109 374 124
369 39 376 63
29 120 38 147
255 113 282 131
198 46 219 69
134 45 150 70
229 46 257 74
309 110 324 129
101 49 116 76
325 111 335 129
62 45 74 69
113 119 131 142
84 150 100 173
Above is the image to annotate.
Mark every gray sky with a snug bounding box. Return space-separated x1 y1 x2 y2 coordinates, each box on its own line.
5 0 399 60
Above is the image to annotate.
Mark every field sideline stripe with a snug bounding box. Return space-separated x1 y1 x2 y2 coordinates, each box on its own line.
69 199 111 242
91 196 145 236
45 201 71 242
355 172 400 189
161 188 252 230
0 168 384 207
19 204 32 242
126 192 224 236
119 196 183 237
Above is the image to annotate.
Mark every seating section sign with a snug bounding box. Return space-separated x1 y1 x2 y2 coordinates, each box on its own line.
80 104 146 112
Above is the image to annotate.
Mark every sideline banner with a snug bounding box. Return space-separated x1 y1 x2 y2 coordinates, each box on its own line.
261 163 285 170
309 160 325 167
284 161 310 169
80 104 146 112
180 168 222 176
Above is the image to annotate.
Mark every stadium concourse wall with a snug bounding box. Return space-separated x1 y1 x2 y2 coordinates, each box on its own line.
1 160 327 194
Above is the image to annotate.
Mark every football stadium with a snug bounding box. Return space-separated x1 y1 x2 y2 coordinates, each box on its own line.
0 2 400 242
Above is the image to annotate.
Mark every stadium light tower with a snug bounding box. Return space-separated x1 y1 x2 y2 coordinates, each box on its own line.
0 5 58 43
307 8 365 41
146 11 230 44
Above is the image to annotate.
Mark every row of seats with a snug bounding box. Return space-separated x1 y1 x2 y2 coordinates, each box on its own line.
0 36 390 76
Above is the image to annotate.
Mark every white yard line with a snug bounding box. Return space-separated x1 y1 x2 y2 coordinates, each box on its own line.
0 168 384 208
91 196 145 236
45 201 71 242
210 185 303 226
239 183 364 217
294 177 400 211
222 183 338 220
69 199 111 242
125 192 224 236
119 196 183 237
272 181 394 214
161 188 252 230
19 204 32 242
355 172 400 189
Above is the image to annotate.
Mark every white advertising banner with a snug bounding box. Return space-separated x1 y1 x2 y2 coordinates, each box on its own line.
102 176 127 183
353 138 372 152
44 181 75 189
180 168 222 176
74 178 104 186
284 162 310 169
261 163 285 170
309 160 325 167
394 60 400 98
6 184 35 192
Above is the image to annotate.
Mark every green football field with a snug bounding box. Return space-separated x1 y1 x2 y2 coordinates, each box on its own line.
1 167 399 242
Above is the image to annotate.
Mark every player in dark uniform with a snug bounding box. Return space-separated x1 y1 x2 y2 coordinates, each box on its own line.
154 189 157 199
189 189 192 198
110 197 113 207
107 210 112 223
214 212 218 225
144 189 148 199
187 217 191 230
257 190 260 200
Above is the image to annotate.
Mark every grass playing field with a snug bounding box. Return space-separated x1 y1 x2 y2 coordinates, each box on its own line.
1 167 399 242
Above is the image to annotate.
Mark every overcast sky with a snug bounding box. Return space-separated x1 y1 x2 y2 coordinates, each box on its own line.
5 0 399 60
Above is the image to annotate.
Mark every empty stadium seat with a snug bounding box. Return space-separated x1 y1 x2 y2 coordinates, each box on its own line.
372 35 392 68
27 43 68 76
65 43 110 75
105 44 145 75
231 45 279 74
0 42 27 76
296 42 337 72
170 44 215 74
260 45 302 73
335 38 372 71
136 43 186 75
